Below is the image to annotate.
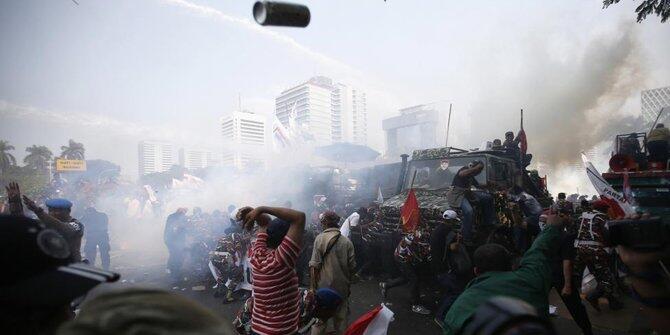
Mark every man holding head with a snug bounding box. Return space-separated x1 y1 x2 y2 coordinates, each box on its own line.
239 205 306 335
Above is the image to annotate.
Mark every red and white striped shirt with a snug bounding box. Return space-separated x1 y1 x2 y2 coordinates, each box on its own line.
249 232 301 335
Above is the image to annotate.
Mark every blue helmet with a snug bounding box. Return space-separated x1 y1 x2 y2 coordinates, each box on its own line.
45 198 73 209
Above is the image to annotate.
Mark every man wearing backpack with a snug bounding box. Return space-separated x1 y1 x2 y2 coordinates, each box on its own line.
309 211 356 335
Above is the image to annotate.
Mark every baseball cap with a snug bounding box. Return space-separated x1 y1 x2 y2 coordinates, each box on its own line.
442 209 460 221
0 215 119 307
315 287 343 311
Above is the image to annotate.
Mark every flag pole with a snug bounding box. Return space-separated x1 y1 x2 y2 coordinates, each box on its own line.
445 103 452 147
520 108 524 130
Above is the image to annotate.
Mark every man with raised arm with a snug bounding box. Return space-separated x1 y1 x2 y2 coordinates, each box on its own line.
240 205 306 335
5 182 84 262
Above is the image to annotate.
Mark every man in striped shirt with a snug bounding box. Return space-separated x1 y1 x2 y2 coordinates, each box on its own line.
241 206 306 335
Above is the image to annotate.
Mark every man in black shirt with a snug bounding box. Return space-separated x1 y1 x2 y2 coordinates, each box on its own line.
548 222 593 335
445 161 495 245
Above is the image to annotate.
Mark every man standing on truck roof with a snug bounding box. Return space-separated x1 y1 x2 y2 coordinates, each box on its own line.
445 161 496 246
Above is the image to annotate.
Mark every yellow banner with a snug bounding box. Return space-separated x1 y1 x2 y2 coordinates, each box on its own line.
55 159 87 172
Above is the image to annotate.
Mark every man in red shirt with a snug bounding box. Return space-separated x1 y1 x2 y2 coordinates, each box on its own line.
240 206 306 335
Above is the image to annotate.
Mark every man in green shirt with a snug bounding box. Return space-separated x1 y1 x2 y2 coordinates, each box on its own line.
443 213 566 335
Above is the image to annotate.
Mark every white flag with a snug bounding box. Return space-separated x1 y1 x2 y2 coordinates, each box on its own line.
376 186 384 204
581 153 635 215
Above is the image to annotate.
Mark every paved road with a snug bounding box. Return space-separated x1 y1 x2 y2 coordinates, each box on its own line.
106 247 646 335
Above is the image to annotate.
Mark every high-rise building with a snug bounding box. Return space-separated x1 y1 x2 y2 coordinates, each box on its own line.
382 103 447 157
641 86 670 124
220 111 267 169
275 76 367 145
138 141 175 176
178 148 219 171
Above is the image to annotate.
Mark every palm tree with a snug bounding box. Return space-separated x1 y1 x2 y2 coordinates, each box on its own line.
0 140 17 173
60 139 85 160
24 145 53 171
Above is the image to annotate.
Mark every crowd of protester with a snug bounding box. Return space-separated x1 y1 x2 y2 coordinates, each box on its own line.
2 168 670 335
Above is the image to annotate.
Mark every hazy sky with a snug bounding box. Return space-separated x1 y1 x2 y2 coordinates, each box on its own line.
1 0 669 192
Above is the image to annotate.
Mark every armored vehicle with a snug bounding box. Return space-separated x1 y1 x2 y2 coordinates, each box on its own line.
380 146 550 234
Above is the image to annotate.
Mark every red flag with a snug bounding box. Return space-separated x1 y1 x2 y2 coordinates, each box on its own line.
400 189 420 232
599 196 626 219
518 129 528 156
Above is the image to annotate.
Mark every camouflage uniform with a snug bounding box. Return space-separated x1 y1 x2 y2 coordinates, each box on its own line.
573 211 617 301
211 232 247 303
385 229 432 305
394 229 432 265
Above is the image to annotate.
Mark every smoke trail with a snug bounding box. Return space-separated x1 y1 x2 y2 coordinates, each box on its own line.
464 22 648 169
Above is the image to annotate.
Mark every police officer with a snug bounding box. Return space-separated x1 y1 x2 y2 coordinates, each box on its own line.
6 182 84 263
81 206 110 270
573 200 622 310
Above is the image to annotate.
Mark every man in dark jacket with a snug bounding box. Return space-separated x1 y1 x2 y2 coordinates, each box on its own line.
164 208 189 280
431 210 472 329
81 206 111 270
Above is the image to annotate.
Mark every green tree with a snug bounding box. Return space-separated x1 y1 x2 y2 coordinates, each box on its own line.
24 145 53 171
0 140 17 174
60 139 85 160
603 0 670 22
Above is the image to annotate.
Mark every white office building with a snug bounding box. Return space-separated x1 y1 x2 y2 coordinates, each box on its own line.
275 76 367 145
641 86 670 124
220 111 267 169
178 148 219 171
138 141 175 176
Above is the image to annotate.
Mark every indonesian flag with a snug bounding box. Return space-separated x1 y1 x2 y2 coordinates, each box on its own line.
400 189 420 232
344 304 394 335
581 153 635 216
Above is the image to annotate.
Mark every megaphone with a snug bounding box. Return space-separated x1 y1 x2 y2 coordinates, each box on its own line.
609 154 637 172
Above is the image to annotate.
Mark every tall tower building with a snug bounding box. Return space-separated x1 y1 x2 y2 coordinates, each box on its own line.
382 103 447 157
641 86 670 124
138 141 174 177
275 76 367 145
220 111 267 169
